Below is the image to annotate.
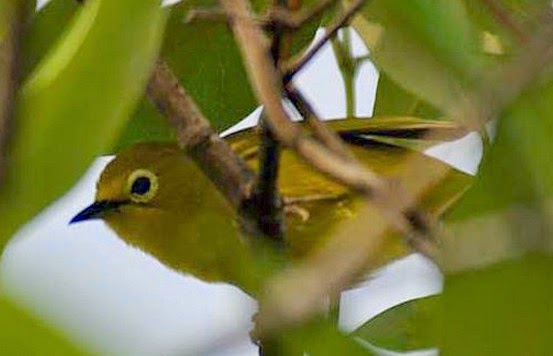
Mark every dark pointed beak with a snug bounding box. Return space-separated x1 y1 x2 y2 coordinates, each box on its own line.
70 200 124 224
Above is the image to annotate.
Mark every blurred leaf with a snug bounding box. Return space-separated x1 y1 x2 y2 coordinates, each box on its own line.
353 295 440 351
356 255 553 355
0 0 11 43
0 295 83 354
463 0 550 55
0 0 167 244
117 0 257 149
373 73 441 118
116 97 176 150
159 0 257 131
449 75 553 222
277 317 373 355
21 0 79 78
442 253 553 355
443 77 553 271
353 0 483 113
118 0 326 148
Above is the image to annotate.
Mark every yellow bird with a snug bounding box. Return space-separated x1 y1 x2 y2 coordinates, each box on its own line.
71 117 471 294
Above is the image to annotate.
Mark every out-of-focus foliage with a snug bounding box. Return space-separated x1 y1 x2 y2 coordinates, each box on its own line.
117 0 255 148
444 74 553 274
21 0 78 78
276 317 372 355
442 254 553 355
117 0 323 148
354 0 484 114
0 0 167 352
353 295 440 351
0 296 82 354
463 0 550 47
449 77 553 222
349 0 553 354
0 0 167 244
0 0 11 43
372 73 441 119
358 255 553 355
3 0 553 353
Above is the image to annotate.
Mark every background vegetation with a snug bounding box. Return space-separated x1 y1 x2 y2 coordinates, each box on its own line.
1 0 552 354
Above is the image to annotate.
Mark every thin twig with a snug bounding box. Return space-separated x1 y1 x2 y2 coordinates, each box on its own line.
284 85 353 161
282 0 366 83
146 60 256 211
0 1 29 186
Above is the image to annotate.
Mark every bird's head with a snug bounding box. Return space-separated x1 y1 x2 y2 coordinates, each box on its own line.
70 142 252 284
71 142 191 225
71 142 220 255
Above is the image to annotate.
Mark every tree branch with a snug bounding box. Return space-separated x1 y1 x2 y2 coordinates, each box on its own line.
147 60 256 211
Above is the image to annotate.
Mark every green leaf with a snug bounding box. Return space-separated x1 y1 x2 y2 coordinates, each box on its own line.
117 1 258 149
448 75 553 221
277 317 374 355
442 253 553 355
353 295 441 351
354 0 483 113
162 1 258 131
117 0 327 148
116 96 175 150
0 295 83 355
21 0 79 79
444 74 553 272
0 0 168 244
462 0 550 56
373 73 442 118
356 255 553 355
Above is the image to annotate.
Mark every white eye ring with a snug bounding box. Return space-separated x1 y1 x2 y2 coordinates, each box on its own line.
126 169 159 203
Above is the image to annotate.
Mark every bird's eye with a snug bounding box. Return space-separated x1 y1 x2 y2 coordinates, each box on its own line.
127 169 159 203
131 177 151 195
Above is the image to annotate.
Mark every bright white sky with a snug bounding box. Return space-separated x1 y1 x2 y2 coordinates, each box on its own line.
1 13 482 356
